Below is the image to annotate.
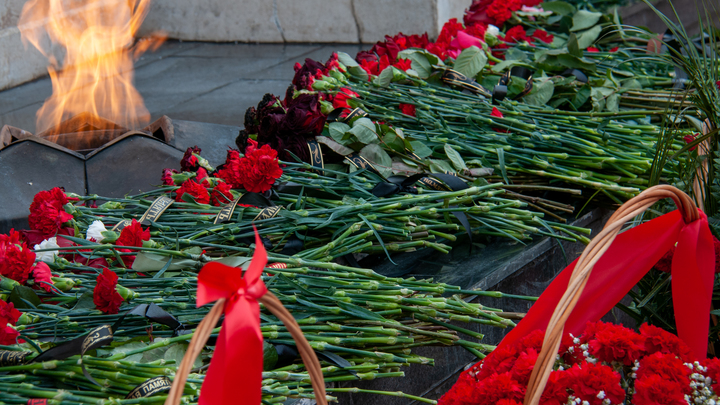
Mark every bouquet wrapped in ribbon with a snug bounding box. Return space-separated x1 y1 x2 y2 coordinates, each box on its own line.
440 185 718 405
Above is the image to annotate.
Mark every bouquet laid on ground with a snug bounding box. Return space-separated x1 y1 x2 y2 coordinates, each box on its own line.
441 321 720 405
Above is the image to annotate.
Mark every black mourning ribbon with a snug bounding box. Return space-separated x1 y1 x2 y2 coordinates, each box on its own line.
30 303 183 387
560 68 588 83
371 173 473 244
493 66 534 104
441 69 492 97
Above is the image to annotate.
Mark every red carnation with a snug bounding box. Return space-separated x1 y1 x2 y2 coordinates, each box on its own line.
180 146 201 172
476 343 519 380
532 29 554 44
540 370 569 405
161 168 178 186
587 47 600 52
333 88 359 110
28 188 74 236
610 46 619 52
211 182 235 206
504 26 528 43
487 0 523 25
0 230 36 284
238 144 283 193
640 323 694 363
217 149 244 189
116 219 151 268
438 371 479 405
437 19 465 45
588 322 646 365
636 352 691 393
394 58 412 71
32 262 54 293
564 363 625 405
0 300 21 345
475 372 525 405
683 133 698 151
634 374 688 405
399 103 416 117
511 348 538 384
175 180 211 205
93 268 124 314
491 107 504 118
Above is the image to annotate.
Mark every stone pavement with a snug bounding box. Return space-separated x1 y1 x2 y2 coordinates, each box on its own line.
0 41 363 133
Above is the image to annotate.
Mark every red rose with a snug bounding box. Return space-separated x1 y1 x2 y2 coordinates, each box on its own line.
464 24 487 40
0 230 36 284
28 188 74 236
532 29 554 44
588 322 646 365
399 103 416 117
640 323 694 362
636 352 692 393
175 180 211 205
32 262 54 293
504 26 528 43
217 149 244 189
464 0 495 27
238 144 283 193
180 146 201 172
93 268 124 314
437 19 465 44
683 133 698 151
161 168 178 186
634 374 688 405
211 182 235 206
487 0 523 25
564 363 625 405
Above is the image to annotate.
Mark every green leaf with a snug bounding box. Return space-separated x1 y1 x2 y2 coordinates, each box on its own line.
570 10 602 32
429 159 455 174
576 25 603 49
336 51 359 67
505 48 528 61
453 46 487 79
606 93 619 112
496 148 510 184
263 341 279 371
349 118 378 144
383 131 407 154
523 80 555 105
109 341 146 362
337 51 369 81
541 1 575 15
165 343 202 369
556 54 596 71
398 50 432 79
72 291 96 311
444 144 468 171
316 135 354 156
374 66 394 87
9 286 41 309
571 84 592 108
336 300 387 321
567 33 582 57
621 78 642 89
491 59 521 73
328 122 352 145
359 144 393 178
409 140 433 158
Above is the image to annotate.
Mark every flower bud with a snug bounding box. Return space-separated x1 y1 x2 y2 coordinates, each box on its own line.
51 277 76 291
116 284 137 300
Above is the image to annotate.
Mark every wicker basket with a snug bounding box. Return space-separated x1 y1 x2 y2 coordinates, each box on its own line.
164 291 328 405
522 184 699 405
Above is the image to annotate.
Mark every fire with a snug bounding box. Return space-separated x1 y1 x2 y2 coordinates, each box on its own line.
18 0 164 135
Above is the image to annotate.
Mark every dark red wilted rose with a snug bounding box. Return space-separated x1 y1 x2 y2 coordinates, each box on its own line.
93 268 124 314
161 168 178 186
0 300 21 345
464 0 494 26
211 182 235 206
175 180 210 205
399 103 416 117
293 58 325 89
180 146 201 172
28 188 74 236
238 144 283 193
0 229 36 284
32 262 54 293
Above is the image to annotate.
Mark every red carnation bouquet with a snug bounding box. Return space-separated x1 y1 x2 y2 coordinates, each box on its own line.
441 321 720 405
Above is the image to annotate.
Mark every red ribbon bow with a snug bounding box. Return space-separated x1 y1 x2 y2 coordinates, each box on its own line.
197 230 268 405
501 209 715 360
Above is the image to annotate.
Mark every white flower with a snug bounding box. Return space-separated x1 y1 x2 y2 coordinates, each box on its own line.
34 237 59 263
486 25 500 37
86 220 108 242
597 391 605 400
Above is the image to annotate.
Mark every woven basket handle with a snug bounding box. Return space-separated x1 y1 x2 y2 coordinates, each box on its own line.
523 185 698 405
164 291 328 405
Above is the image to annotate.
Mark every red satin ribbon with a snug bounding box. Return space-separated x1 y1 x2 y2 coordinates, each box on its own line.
499 209 715 360
197 231 268 405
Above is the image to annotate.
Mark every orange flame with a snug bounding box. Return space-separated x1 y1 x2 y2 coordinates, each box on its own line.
18 0 164 135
